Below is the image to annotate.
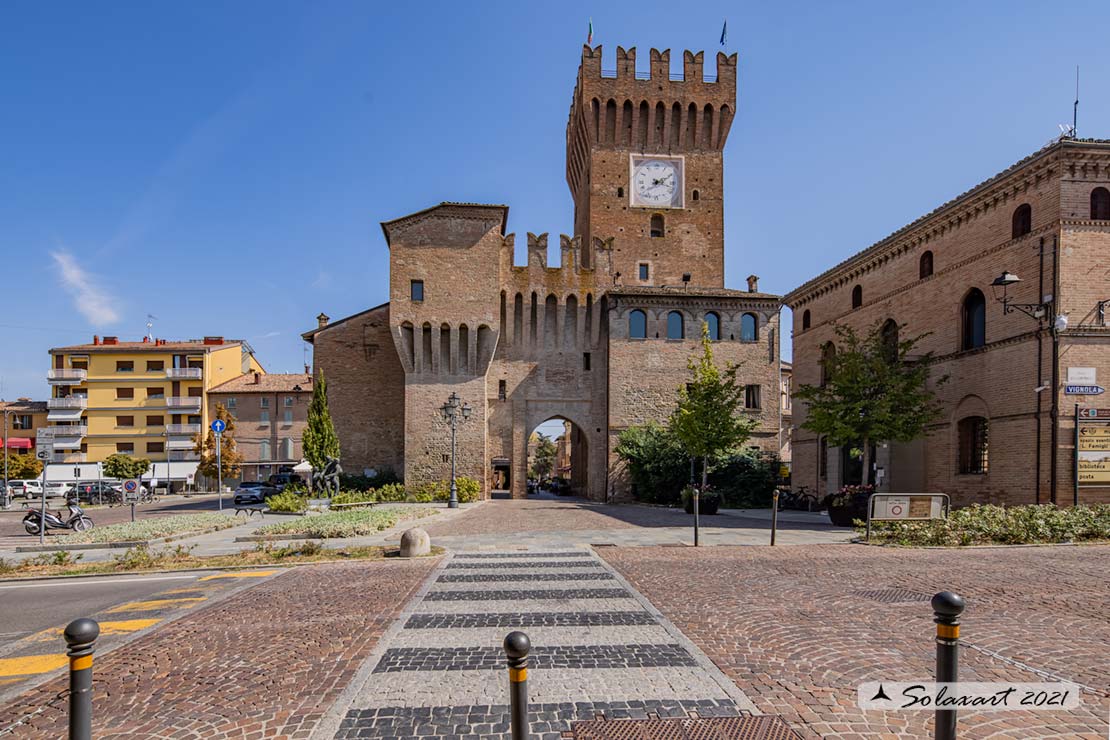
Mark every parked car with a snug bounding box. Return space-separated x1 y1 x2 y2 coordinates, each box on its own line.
71 481 123 503
234 481 276 506
9 480 43 499
44 481 72 498
266 473 303 491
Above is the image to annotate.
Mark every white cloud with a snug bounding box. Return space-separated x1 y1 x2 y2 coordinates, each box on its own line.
257 331 282 339
51 251 120 326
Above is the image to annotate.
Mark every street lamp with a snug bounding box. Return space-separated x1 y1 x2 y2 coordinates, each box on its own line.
990 271 1046 320
2 407 12 509
439 392 472 509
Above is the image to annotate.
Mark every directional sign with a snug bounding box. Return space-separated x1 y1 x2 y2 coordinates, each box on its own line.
1065 385 1104 395
122 478 141 503
211 419 226 434
1079 408 1110 420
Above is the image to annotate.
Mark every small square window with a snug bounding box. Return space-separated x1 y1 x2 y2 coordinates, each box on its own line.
638 263 649 281
226 397 237 409
116 360 134 373
116 387 134 400
411 280 424 302
284 396 294 407
260 397 270 408
283 409 293 425
147 441 164 453
583 352 591 371
260 410 270 424
148 387 165 399
146 360 164 371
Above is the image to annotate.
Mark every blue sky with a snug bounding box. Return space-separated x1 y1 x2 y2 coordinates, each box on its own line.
2 1 1107 401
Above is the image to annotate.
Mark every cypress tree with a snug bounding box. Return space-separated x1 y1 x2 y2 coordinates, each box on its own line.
303 369 341 469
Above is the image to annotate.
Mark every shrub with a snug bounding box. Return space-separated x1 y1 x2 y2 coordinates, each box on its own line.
408 481 446 503
709 450 780 508
28 551 84 567
377 483 407 502
265 491 308 513
454 477 480 503
256 507 435 538
864 504 1110 546
681 486 721 515
339 467 400 491
332 489 377 506
67 513 237 544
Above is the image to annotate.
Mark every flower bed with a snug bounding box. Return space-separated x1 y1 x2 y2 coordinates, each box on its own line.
862 503 1110 546
65 513 239 544
254 507 435 539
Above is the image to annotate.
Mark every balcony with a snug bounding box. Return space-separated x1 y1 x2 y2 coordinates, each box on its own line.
166 367 202 380
166 438 196 451
168 451 200 462
47 368 88 384
166 397 203 410
166 423 202 435
37 426 88 438
47 396 88 410
58 453 87 463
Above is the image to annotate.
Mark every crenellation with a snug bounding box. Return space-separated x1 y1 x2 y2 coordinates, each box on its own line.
649 48 670 81
615 46 635 78
682 50 703 83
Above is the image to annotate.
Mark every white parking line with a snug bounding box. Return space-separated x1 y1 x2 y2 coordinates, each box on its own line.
0 575 199 590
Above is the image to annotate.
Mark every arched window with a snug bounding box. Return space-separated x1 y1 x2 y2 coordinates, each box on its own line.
666 311 684 339
880 319 899 363
1091 187 1110 220
259 439 271 462
629 310 646 339
704 312 720 340
801 309 811 330
820 342 836 387
851 285 863 309
961 288 986 350
650 213 665 238
958 416 989 474
919 250 934 279
281 437 294 460
740 313 758 342
1012 204 1032 238
692 189 700 201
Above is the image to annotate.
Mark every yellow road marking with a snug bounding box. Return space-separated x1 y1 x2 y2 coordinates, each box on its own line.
31 619 161 642
106 597 206 613
0 677 24 686
199 570 278 580
0 654 68 677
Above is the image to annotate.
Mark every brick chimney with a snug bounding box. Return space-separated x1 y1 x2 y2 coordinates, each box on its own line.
253 371 262 385
92 335 100 346
746 275 760 293
317 313 330 329
102 336 118 345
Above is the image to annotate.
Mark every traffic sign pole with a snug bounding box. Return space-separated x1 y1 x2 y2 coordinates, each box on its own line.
216 430 222 512
39 455 47 546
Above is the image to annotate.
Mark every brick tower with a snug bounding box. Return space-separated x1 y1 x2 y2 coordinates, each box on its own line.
566 46 738 287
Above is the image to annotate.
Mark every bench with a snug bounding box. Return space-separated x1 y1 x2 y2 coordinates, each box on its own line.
234 504 268 518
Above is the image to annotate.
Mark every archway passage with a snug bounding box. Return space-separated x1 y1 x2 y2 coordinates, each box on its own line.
526 416 589 497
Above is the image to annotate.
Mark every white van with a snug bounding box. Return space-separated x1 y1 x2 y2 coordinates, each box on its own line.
9 480 43 499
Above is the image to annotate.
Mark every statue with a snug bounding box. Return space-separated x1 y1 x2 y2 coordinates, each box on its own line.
312 456 343 498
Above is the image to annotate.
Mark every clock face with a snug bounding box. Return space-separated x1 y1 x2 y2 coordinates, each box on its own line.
631 157 683 208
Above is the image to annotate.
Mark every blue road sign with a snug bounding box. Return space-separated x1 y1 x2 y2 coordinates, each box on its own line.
1066 385 1105 395
211 419 226 433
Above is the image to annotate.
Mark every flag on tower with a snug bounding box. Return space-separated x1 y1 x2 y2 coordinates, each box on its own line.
588 18 593 45
719 20 728 47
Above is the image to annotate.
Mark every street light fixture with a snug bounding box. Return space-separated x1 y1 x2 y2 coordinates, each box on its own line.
990 271 1046 320
439 392 473 509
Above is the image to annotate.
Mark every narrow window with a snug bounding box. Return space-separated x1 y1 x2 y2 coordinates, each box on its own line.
802 309 811 330
820 342 836 387
880 319 899 363
740 313 758 342
617 186 624 198
498 379 507 400
705 312 720 340
1011 204 1032 238
583 352 591 371
818 438 828 478
259 439 271 461
260 410 270 424
958 416 989 474
1091 187 1110 220
638 263 650 281
666 311 684 339
410 279 424 302
961 288 986 350
629 310 647 339
283 409 293 425
744 384 762 409
282 438 294 460
650 214 664 238
851 285 863 309
919 250 933 279
692 189 700 201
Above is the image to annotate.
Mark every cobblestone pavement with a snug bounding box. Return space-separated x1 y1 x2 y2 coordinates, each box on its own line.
599 543 1110 739
0 558 436 738
316 548 801 739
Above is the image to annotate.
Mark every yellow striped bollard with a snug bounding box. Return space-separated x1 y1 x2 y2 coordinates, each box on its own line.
64 618 99 740
503 630 531 740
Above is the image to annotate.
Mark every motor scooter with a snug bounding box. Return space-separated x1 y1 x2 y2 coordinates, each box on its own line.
23 497 94 535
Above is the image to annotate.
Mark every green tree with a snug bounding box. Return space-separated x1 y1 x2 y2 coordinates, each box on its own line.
670 323 757 493
193 403 242 482
101 453 151 480
5 453 43 479
302 369 340 469
794 321 946 486
529 433 557 480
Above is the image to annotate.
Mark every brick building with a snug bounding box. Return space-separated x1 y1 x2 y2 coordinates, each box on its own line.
207 372 313 483
305 45 783 500
785 138 1110 506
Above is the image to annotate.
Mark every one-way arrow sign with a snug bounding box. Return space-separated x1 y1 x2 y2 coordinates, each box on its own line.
1065 385 1105 395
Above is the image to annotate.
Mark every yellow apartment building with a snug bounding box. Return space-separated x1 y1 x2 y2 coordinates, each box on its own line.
2 398 49 457
44 335 263 479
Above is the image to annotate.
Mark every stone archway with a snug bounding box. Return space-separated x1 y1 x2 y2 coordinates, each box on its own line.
526 416 590 497
507 403 604 501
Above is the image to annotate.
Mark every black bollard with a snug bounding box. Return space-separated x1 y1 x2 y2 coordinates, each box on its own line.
770 489 780 546
931 591 965 740
503 630 531 740
64 617 99 740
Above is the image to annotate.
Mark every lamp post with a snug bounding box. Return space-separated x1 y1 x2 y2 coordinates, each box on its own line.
440 392 472 509
991 270 1068 505
2 407 11 509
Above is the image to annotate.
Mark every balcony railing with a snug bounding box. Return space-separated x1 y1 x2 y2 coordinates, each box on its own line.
166 423 202 435
168 451 200 462
37 426 88 438
59 453 87 463
47 397 88 409
47 368 88 383
166 397 203 409
166 367 202 380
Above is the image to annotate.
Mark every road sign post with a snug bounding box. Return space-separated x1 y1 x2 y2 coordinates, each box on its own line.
122 479 141 522
211 419 226 512
36 449 49 546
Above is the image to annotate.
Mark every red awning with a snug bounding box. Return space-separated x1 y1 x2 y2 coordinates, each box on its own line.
3 438 32 450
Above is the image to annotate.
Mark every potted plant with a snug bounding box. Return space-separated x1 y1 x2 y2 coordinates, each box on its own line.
682 485 721 515
824 484 873 527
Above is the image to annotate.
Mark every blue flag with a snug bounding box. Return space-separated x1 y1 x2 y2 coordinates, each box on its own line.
719 20 727 46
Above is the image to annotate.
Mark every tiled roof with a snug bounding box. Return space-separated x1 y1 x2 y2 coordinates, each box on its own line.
380 202 510 246
50 339 244 353
301 302 390 341
208 373 313 394
785 137 1110 303
0 400 48 413
609 286 781 300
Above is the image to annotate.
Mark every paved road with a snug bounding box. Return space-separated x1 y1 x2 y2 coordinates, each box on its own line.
0 574 202 643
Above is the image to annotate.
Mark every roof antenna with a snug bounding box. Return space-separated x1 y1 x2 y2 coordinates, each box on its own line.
1073 65 1079 139
146 314 158 342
